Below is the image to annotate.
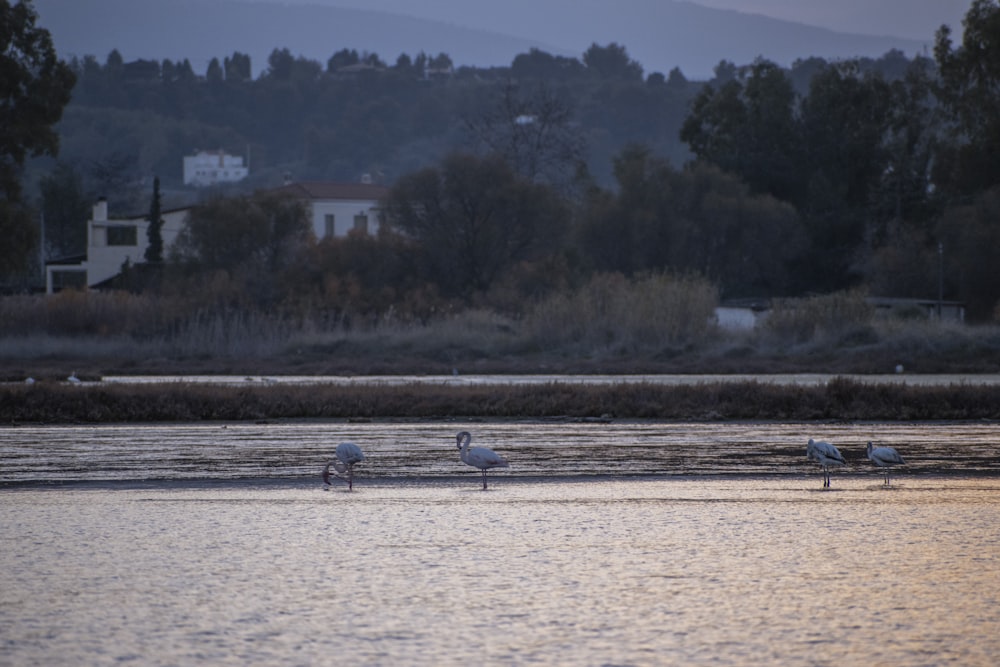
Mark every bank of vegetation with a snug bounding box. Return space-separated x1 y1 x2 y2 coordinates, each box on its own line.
4 2 1000 422
3 280 1000 378
3 376 1000 424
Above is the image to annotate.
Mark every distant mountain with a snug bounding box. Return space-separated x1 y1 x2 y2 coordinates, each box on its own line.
34 0 929 80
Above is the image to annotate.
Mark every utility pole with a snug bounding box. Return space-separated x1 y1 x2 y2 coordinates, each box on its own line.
937 242 944 320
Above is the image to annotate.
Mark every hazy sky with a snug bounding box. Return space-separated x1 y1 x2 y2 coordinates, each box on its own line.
262 0 972 41
690 0 970 39
35 0 972 81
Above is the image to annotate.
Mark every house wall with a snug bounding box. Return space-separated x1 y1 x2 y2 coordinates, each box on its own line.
46 183 386 293
183 151 248 186
46 202 189 293
310 199 383 238
714 306 764 331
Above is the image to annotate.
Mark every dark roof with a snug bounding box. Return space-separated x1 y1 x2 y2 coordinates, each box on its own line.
270 181 389 201
46 254 87 266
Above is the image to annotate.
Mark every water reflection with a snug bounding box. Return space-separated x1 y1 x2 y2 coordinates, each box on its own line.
2 478 999 665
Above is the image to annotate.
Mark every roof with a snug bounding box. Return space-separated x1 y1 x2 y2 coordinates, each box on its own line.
270 181 390 201
46 254 87 266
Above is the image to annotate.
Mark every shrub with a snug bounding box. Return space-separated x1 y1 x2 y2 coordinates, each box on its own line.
762 289 874 344
523 272 718 351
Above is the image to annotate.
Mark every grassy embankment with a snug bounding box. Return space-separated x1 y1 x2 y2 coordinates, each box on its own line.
2 281 999 423
3 376 1000 423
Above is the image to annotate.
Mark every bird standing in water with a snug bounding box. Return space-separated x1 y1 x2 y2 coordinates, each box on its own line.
323 442 365 490
807 438 846 488
867 441 905 486
456 431 509 490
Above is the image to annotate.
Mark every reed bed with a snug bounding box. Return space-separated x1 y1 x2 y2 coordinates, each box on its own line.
3 282 1000 380
3 378 999 424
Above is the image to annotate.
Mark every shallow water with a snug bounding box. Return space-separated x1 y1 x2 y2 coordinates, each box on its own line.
2 420 999 484
2 421 999 665
3 477 1000 666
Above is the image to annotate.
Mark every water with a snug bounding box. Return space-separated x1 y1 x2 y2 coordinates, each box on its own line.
3 421 1000 665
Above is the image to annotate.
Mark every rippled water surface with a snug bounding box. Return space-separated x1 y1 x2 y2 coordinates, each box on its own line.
3 421 1000 665
3 420 1000 483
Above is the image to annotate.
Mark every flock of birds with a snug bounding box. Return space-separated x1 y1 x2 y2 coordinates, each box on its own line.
323 431 904 491
807 438 906 488
323 430 509 491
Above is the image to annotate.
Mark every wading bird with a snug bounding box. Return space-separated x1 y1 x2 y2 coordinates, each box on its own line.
323 442 365 490
456 431 509 490
867 441 905 486
807 438 846 488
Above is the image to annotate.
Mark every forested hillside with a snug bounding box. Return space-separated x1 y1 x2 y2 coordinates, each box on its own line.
19 0 1000 326
45 43 705 201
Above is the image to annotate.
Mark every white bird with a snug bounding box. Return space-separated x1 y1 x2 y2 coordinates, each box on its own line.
323 442 365 490
456 431 509 490
867 441 905 486
67 371 82 384
807 438 846 488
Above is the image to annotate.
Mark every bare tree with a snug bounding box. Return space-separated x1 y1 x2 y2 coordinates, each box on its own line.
463 81 586 192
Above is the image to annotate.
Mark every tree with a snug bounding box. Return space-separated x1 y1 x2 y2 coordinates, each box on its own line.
874 57 939 230
933 0 1000 197
463 81 587 191
665 67 688 90
206 57 223 84
680 59 801 202
510 48 585 80
799 62 893 214
384 153 569 297
266 48 295 79
145 176 163 263
577 145 804 296
223 52 251 82
583 43 643 81
174 192 312 271
796 62 894 286
327 48 359 73
934 187 1000 320
87 152 141 213
38 161 90 260
0 0 76 276
171 191 312 304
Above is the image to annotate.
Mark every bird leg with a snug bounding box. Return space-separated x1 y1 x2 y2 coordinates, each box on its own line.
482 470 488 490
323 461 354 489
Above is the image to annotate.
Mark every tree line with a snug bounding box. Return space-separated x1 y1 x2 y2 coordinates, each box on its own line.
5 0 1000 322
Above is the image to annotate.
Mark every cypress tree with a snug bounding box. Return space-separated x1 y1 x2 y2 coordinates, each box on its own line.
145 176 163 263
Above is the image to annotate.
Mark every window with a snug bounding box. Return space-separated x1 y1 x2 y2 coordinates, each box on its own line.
106 225 138 246
324 214 335 238
353 213 368 234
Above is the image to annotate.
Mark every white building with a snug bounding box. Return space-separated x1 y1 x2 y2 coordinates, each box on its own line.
45 199 190 293
183 149 248 187
44 181 389 293
269 180 389 239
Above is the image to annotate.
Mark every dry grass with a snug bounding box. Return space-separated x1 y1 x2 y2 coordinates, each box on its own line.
523 272 719 352
760 289 875 345
2 285 999 379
